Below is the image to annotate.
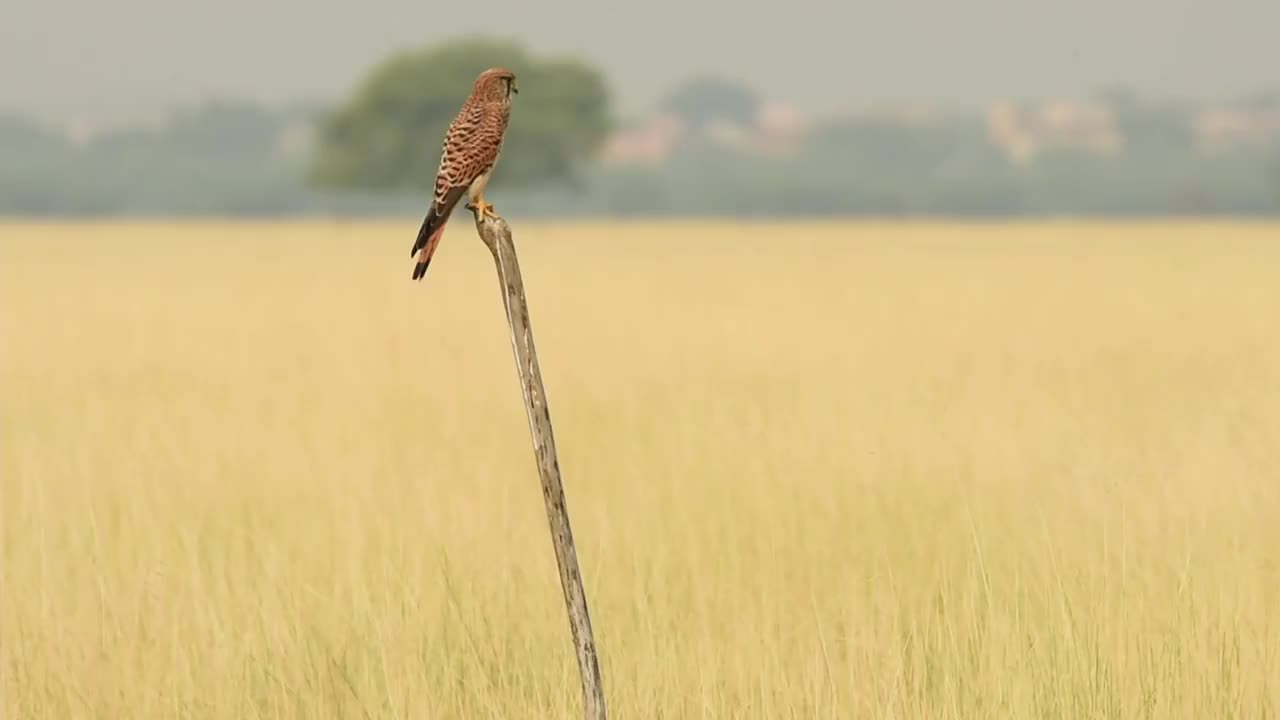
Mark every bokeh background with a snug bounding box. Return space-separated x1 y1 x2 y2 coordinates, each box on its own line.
3 0 1280 218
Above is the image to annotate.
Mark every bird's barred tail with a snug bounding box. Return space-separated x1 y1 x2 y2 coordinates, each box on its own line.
410 186 467 282
411 218 448 281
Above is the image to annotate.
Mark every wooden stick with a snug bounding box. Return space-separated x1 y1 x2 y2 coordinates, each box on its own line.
471 212 608 720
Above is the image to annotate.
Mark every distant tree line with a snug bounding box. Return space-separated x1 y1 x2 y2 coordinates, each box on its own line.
0 102 387 217
1 38 1278 218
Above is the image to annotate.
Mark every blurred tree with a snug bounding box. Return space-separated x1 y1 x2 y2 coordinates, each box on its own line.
160 100 282 156
660 76 760 130
309 38 611 192
1272 152 1280 206
0 114 79 215
1240 89 1280 110
1096 87 1197 156
0 114 67 155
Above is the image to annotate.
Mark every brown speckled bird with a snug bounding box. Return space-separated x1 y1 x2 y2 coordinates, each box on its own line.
411 67 518 281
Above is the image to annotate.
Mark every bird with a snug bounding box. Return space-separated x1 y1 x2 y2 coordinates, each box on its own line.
410 67 518 281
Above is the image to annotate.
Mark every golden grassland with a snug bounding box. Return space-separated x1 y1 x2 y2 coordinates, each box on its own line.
3 219 1279 718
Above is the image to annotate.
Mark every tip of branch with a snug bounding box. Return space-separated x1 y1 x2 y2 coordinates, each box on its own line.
472 211 513 253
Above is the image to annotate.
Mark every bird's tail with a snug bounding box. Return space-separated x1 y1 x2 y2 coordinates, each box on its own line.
411 186 468 282
411 213 449 281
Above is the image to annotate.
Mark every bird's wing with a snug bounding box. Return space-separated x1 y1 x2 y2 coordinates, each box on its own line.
448 102 508 187
409 106 484 260
442 103 502 188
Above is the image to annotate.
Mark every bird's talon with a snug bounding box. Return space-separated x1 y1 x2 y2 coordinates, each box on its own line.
467 200 498 220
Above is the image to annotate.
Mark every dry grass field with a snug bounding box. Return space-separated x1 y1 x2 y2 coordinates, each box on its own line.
3 220 1279 718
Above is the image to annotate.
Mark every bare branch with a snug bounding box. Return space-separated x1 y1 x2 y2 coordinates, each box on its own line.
471 212 607 720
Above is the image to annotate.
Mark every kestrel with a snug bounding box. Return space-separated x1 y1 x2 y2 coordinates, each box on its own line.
410 67 518 281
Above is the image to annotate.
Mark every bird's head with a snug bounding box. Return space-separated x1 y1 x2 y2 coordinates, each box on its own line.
475 67 518 103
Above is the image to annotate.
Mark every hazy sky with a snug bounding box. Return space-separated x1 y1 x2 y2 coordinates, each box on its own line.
4 0 1278 125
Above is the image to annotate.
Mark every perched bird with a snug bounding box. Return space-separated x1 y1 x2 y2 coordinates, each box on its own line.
411 67 518 281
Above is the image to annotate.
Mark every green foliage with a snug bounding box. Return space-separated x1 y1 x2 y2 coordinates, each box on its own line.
308 38 611 192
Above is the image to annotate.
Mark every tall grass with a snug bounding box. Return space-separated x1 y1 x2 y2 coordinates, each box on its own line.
3 220 1278 718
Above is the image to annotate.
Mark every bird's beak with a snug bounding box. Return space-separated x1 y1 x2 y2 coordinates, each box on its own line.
511 81 519 95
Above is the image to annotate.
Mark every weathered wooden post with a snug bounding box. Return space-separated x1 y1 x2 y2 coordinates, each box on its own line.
471 211 607 720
